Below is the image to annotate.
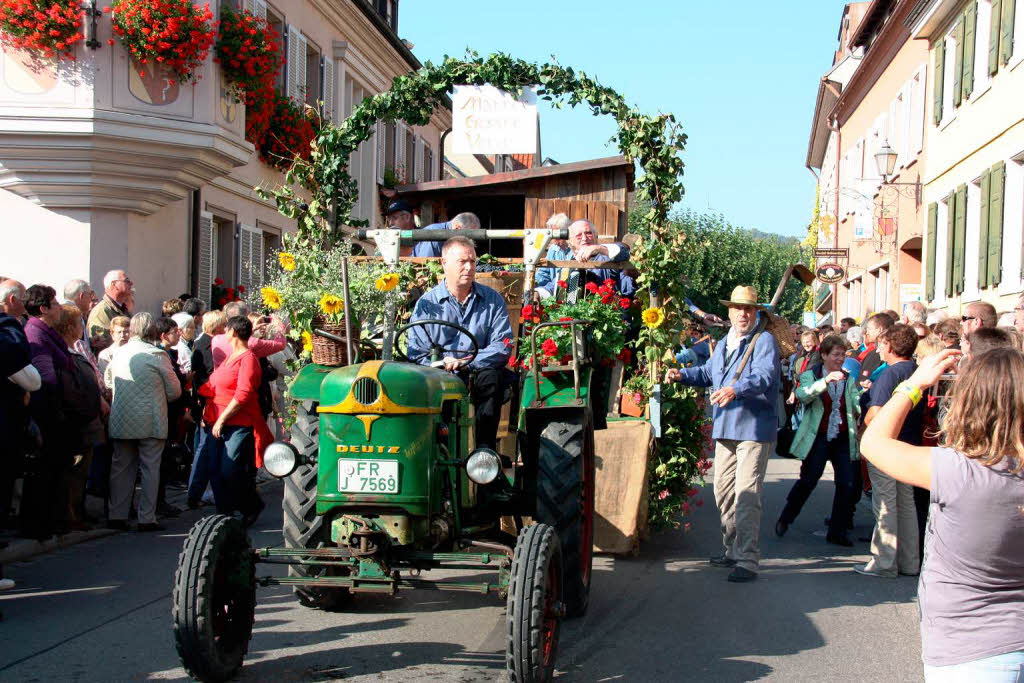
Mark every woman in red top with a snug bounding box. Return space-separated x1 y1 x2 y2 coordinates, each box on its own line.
199 316 270 525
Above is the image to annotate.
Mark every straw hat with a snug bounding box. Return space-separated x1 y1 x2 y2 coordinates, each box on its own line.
719 285 763 309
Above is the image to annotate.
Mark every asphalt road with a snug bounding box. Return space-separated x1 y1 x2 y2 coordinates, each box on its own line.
0 457 922 682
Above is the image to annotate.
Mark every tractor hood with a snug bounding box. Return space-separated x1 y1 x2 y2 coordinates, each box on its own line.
289 360 467 414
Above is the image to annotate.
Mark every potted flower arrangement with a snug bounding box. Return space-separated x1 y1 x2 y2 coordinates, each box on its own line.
258 238 404 365
210 278 244 308
511 279 631 370
0 0 82 59
109 0 216 83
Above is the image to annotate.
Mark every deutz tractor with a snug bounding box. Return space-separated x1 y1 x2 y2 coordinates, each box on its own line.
172 227 600 683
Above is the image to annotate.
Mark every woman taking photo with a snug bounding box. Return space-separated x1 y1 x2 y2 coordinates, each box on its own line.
198 315 271 526
776 335 860 547
861 347 1024 680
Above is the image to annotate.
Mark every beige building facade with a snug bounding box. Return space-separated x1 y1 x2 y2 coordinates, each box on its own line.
911 0 1024 317
0 0 451 313
808 0 930 324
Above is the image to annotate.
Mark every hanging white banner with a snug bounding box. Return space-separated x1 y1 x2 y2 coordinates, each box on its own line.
451 84 538 155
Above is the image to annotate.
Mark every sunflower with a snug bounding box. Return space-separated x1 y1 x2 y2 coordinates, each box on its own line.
278 252 297 271
642 307 666 329
375 272 399 292
318 293 344 315
301 330 313 352
260 286 282 310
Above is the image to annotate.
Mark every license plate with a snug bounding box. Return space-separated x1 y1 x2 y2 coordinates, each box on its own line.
337 459 399 494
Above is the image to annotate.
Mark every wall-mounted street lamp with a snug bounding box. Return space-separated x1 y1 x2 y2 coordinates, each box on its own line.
82 0 102 49
874 139 921 204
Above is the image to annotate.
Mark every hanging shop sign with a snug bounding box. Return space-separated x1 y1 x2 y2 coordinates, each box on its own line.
816 263 846 284
813 247 849 261
451 84 538 155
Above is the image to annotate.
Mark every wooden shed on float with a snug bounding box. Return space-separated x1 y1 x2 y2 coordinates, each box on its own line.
390 155 634 257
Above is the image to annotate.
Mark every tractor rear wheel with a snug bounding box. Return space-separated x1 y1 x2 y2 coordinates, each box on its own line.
535 415 595 618
283 400 351 611
172 514 256 683
506 523 562 683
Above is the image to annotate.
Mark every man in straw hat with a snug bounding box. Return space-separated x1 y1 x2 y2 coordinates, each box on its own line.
666 285 781 582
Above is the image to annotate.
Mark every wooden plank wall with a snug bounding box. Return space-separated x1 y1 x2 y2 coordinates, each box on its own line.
525 197 623 239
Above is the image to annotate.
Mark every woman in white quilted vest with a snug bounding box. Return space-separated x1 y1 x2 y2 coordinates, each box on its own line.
104 312 181 531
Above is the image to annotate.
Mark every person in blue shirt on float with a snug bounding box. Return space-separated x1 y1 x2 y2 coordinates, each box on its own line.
411 211 481 257
407 236 514 450
534 216 633 299
665 285 781 584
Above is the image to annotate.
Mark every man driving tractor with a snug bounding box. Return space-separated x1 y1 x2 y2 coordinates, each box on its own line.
407 236 514 450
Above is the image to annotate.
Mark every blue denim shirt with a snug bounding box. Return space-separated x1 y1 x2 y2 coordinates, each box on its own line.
676 329 781 442
408 281 513 370
411 221 451 258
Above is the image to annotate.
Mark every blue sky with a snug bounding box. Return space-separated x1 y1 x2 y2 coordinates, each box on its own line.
400 0 850 238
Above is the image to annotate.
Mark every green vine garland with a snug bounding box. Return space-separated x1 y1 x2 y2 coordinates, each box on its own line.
266 51 707 530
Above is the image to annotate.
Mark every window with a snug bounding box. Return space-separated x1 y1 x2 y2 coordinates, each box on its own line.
872 265 890 312
424 144 433 182
965 179 983 297
975 0 992 93
941 30 956 122
846 276 863 318
304 39 321 108
261 229 281 283
213 214 237 290
265 5 285 90
910 66 925 153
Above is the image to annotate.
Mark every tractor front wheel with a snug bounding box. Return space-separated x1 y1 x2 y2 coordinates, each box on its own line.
535 415 595 618
506 523 562 683
172 514 256 683
283 400 352 611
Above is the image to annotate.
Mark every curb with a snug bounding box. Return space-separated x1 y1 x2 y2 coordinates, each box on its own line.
0 528 118 565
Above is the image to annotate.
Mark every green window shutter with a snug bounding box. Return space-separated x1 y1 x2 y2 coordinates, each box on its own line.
927 203 938 301
964 4 977 99
946 191 956 297
990 0 1003 75
979 169 991 289
989 161 1005 286
953 19 965 107
954 184 967 294
1001 0 1016 66
934 43 945 124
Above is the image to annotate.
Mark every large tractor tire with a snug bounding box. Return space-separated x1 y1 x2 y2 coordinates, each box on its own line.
172 514 256 683
506 524 562 683
535 415 595 618
283 400 351 611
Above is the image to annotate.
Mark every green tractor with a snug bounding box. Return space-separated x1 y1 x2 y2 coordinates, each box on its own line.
172 227 600 682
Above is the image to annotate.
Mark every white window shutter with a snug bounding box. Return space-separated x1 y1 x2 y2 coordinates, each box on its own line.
413 134 423 183
395 122 407 180
297 33 308 103
286 26 299 100
912 65 926 154
197 212 214 307
375 121 386 183
252 0 267 20
322 58 335 122
239 224 264 294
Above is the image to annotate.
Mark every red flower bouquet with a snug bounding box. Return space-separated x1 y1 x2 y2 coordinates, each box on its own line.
110 0 215 83
0 0 82 59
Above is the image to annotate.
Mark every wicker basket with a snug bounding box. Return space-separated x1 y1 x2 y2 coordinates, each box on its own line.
311 317 359 366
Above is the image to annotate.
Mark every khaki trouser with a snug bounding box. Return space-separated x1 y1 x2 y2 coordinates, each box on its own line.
109 438 164 525
714 439 774 573
865 462 920 576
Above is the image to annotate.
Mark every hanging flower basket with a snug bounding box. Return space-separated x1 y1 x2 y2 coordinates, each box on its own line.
109 0 215 83
258 89 316 170
215 5 279 102
0 0 83 59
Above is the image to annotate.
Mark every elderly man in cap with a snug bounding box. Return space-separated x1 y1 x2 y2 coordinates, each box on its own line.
666 285 781 583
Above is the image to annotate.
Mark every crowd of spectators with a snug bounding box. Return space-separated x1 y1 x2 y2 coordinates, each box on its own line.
0 271 292 547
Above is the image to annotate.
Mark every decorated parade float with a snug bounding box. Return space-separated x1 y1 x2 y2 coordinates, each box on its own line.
162 49 727 683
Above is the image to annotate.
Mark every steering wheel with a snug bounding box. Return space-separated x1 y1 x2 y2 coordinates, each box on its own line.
393 319 480 368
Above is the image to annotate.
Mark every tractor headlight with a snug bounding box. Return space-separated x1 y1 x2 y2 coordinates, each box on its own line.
264 441 300 478
465 448 501 485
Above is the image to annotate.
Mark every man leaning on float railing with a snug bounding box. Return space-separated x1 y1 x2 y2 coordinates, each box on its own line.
665 285 781 583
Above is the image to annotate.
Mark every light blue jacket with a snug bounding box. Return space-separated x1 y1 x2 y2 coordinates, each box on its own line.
408 281 513 370
676 330 781 442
